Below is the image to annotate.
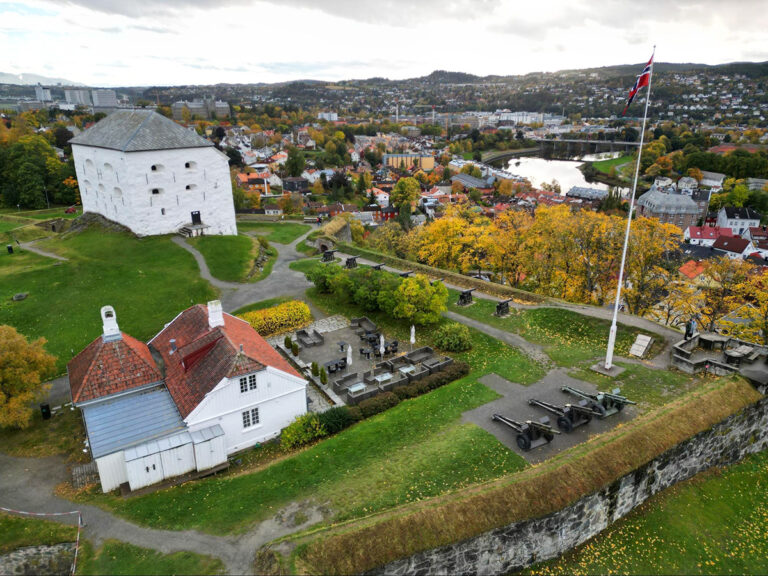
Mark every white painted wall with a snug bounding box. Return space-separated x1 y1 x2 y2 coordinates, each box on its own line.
72 144 237 236
126 452 164 490
185 367 307 454
159 442 196 479
95 451 127 492
193 435 227 471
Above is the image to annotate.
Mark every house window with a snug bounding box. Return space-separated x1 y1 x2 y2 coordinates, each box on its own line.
242 407 259 428
152 188 160 195
239 377 247 393
161 208 166 215
248 374 257 390
151 165 157 171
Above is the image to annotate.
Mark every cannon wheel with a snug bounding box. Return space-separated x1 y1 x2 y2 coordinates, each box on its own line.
543 432 555 443
582 413 592 423
516 435 531 451
615 403 625 412
556 416 573 432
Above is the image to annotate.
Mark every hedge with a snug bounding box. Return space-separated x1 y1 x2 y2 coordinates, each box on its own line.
337 243 546 304
434 323 473 352
238 300 312 336
393 362 470 400
281 413 327 450
358 392 401 419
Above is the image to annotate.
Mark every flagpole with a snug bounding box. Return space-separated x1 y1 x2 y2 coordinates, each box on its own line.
604 46 656 371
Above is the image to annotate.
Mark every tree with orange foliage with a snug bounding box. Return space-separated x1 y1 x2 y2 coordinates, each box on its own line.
0 326 56 429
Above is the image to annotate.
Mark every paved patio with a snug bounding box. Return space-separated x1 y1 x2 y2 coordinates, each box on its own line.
463 368 636 464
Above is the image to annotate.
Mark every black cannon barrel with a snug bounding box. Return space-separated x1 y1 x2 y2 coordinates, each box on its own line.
527 419 561 435
601 391 637 405
491 413 523 432
528 398 566 416
565 402 605 417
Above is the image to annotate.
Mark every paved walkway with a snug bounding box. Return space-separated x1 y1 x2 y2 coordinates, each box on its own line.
0 453 323 574
18 239 68 261
172 229 314 314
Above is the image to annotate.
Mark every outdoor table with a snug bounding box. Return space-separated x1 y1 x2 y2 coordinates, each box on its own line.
348 382 366 394
699 333 729 351
398 365 416 375
338 341 348 352
374 372 393 384
724 348 746 366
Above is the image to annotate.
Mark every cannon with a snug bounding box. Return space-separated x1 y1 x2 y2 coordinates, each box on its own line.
371 263 384 271
495 298 514 317
560 385 636 418
399 270 413 278
345 256 357 269
527 398 603 432
491 414 560 451
457 288 476 306
321 249 337 262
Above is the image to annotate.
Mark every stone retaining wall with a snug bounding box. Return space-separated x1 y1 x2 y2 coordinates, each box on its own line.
0 543 76 576
377 394 768 575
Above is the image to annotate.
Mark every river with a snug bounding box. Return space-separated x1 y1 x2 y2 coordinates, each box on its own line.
504 154 629 196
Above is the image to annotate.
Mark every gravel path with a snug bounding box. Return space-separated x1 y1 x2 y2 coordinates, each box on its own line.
172 229 314 314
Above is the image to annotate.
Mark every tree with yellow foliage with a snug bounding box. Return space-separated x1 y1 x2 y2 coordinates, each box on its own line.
488 209 532 286
0 326 56 429
651 282 703 328
699 256 753 332
723 270 768 344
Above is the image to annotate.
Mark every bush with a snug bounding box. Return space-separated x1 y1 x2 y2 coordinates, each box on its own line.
284 335 293 349
291 341 299 356
346 406 363 422
434 323 472 352
281 413 327 450
393 361 470 400
257 236 270 250
238 300 312 336
320 368 328 385
311 362 319 377
358 392 400 419
317 406 357 435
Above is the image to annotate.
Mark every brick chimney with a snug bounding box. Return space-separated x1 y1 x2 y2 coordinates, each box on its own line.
208 300 224 329
101 305 122 342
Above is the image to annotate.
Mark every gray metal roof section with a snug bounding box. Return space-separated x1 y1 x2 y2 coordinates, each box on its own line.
637 186 699 214
124 429 192 462
70 109 213 152
451 173 489 189
82 386 185 458
190 424 225 444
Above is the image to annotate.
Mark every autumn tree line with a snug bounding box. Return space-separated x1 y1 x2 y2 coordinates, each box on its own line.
364 203 768 343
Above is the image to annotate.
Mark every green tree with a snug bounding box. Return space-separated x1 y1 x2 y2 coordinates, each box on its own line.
285 148 306 177
392 274 448 325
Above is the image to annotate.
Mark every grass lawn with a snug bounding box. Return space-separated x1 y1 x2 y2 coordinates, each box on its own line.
76 379 526 534
568 361 699 409
591 154 633 174
17 207 82 220
0 406 87 460
237 221 310 244
77 540 225 575
0 225 216 373
231 296 293 316
529 448 768 575
0 512 77 555
188 234 256 282
0 219 23 233
446 292 645 366
288 257 323 275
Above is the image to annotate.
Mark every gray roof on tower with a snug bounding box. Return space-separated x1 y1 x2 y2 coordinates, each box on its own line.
70 109 213 152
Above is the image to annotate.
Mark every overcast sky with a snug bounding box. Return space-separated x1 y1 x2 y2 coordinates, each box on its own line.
2 0 767 87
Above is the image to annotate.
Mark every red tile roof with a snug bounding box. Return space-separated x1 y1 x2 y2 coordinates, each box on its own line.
150 305 303 418
713 236 751 254
687 226 733 240
68 333 162 404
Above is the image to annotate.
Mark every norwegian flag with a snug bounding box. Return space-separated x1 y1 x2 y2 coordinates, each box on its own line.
622 55 653 116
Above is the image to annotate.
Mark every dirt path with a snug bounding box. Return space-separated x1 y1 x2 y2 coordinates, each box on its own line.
18 239 68 262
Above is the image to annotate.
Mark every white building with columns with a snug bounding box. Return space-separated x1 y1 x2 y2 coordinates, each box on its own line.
70 109 237 237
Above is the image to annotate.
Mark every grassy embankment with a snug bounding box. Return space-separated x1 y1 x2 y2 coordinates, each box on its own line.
591 154 633 174
187 234 265 283
0 223 216 373
236 221 310 244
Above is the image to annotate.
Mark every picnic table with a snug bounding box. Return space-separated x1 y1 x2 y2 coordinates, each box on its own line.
724 344 754 366
348 382 366 394
699 333 729 351
398 365 416 375
373 372 393 384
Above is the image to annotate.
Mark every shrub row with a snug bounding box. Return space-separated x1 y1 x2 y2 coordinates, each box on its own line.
280 361 469 451
238 300 312 336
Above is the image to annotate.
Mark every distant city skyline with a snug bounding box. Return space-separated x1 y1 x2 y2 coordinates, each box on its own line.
2 0 767 87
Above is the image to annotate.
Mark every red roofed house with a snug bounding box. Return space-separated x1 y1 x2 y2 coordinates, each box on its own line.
712 236 755 260
68 302 307 493
683 226 734 247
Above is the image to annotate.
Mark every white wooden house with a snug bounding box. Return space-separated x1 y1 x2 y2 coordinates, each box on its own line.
68 302 307 493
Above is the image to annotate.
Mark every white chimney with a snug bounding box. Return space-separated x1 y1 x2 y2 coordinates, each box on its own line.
101 305 122 341
208 300 224 329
